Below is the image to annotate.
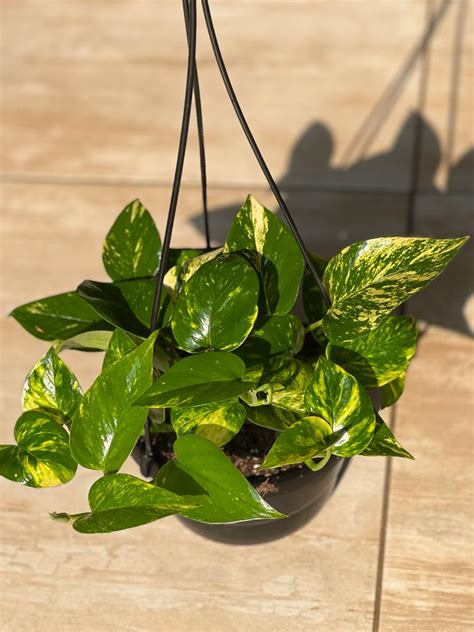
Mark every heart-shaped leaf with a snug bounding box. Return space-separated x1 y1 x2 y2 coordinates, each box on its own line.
11 292 110 341
103 199 161 281
362 414 413 459
171 399 246 446
236 314 304 365
0 410 77 488
103 328 139 369
172 253 259 353
52 474 199 534
155 435 284 523
164 248 203 300
261 416 333 468
380 373 406 409
225 195 304 315
327 316 417 388
77 279 171 335
271 359 313 414
70 332 157 472
22 348 83 419
136 351 256 408
323 236 468 341
305 357 375 456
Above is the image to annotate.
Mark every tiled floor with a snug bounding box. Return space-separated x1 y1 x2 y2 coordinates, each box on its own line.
1 2 473 630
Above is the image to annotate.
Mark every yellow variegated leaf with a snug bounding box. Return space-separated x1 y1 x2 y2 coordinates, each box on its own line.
171 399 246 446
323 236 468 341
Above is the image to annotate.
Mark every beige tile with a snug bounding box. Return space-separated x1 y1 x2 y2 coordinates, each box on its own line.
378 326 474 631
0 182 386 631
2 1 427 191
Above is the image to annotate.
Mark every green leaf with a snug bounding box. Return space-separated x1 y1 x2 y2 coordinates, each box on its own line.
164 248 203 300
56 330 114 352
77 279 171 335
155 435 284 523
327 316 417 388
303 253 328 323
362 414 413 459
305 357 376 456
70 333 157 472
171 400 246 446
103 199 161 281
261 416 333 468
380 373 406 409
244 404 298 431
172 253 259 353
22 349 82 418
271 359 313 414
236 314 304 365
103 328 139 369
10 292 111 341
54 474 199 534
180 248 223 283
0 410 77 488
323 236 468 341
225 195 304 315
136 351 256 408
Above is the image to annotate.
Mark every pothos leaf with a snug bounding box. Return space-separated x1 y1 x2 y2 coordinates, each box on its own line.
22 348 83 419
323 236 468 341
244 404 298 432
361 414 413 459
10 291 111 341
327 316 417 388
305 357 376 457
0 410 77 488
53 474 199 534
103 199 161 281
70 332 157 472
155 435 284 523
103 328 139 369
55 330 114 353
136 351 256 408
235 314 304 365
380 372 406 409
172 253 259 353
171 400 246 446
261 416 333 468
225 194 304 315
303 253 328 323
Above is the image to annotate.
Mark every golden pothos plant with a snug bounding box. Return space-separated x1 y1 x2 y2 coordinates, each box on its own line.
0 195 467 533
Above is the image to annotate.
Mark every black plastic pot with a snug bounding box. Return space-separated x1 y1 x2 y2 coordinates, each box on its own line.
132 441 349 545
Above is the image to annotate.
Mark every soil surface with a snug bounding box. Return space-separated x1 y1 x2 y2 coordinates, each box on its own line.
151 422 301 495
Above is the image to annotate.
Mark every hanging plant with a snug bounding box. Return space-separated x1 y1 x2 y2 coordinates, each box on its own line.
2 195 466 535
0 0 468 542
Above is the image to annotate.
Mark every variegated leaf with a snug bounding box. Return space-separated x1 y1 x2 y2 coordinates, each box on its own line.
327 316 417 388
70 332 157 472
180 248 223 283
103 199 161 281
56 330 114 353
136 351 256 408
261 416 332 468
171 399 246 446
155 435 284 523
22 348 83 419
271 360 313 414
305 357 376 456
244 403 298 432
0 410 77 488
225 195 304 315
236 314 304 365
103 328 138 369
380 372 406 409
163 248 203 300
303 253 328 323
362 414 413 459
52 474 199 534
11 291 110 341
323 236 468 341
172 253 259 353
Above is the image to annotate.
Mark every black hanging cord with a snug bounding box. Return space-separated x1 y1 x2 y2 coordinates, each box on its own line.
201 0 330 307
149 0 197 333
182 0 211 249
142 0 197 477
